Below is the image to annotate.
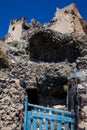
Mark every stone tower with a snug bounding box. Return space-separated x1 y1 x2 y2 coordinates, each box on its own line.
48 3 85 35
5 17 26 43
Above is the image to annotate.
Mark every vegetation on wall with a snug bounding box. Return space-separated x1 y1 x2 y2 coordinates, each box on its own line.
0 50 9 68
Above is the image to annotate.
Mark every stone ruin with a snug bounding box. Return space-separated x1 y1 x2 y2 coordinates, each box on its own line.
5 17 29 43
0 3 87 130
48 3 86 35
4 3 87 45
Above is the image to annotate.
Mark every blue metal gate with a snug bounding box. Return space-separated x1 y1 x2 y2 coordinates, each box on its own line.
22 97 75 130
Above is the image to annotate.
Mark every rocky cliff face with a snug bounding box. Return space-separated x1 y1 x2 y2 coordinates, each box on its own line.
0 3 87 130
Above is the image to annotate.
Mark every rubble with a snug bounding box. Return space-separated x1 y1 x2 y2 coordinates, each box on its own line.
0 74 25 130
0 3 87 130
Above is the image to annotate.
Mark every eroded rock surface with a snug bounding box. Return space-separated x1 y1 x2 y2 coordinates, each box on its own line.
0 74 25 130
0 3 87 130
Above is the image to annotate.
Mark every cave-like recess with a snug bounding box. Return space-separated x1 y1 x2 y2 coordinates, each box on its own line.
29 31 81 63
26 31 81 107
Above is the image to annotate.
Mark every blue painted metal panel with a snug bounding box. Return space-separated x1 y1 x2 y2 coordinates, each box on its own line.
32 106 38 130
71 122 75 130
39 118 42 130
57 121 62 130
23 97 75 130
29 112 75 123
33 117 37 130
28 103 72 116
51 119 54 130
65 121 69 130
45 119 48 130
24 97 28 130
27 112 31 130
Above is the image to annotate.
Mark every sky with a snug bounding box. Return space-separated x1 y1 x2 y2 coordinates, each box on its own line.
0 0 87 37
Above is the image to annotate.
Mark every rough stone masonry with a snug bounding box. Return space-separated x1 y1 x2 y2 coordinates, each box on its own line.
0 3 87 130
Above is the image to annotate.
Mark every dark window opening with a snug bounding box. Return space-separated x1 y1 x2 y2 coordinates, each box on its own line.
64 10 69 14
22 23 29 30
26 88 39 110
12 27 15 31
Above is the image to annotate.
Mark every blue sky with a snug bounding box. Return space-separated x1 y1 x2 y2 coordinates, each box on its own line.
0 0 87 37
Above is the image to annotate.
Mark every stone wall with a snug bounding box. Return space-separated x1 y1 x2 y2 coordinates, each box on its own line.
1 3 87 130
48 3 85 35
5 17 25 43
0 74 25 130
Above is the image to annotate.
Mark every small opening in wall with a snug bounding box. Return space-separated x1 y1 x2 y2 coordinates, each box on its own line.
22 23 29 30
26 88 39 110
12 27 15 31
64 10 69 14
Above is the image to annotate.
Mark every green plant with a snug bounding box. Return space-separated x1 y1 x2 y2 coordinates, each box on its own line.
0 50 9 68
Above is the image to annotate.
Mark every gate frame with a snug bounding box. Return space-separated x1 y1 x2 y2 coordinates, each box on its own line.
22 97 75 130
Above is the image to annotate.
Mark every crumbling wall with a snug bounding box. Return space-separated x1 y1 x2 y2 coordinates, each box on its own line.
5 17 25 43
1 3 87 130
48 3 85 35
0 75 25 130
